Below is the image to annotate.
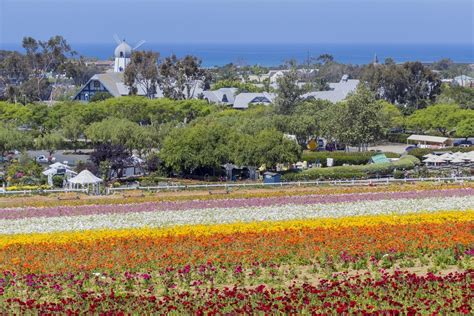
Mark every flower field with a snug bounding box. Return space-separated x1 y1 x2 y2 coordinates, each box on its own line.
1 183 473 314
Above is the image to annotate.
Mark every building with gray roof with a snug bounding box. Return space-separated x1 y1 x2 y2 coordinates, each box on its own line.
302 76 359 103
232 92 275 109
73 72 163 101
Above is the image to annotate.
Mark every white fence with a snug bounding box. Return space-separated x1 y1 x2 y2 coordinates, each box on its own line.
1 176 472 196
0 188 88 196
107 176 474 194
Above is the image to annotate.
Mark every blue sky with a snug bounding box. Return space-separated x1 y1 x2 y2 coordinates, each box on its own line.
0 0 472 45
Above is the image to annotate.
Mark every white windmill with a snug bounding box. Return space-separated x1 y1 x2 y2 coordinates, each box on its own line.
113 34 146 73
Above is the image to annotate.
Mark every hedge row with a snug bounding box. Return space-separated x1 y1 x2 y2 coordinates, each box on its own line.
301 151 400 167
282 155 420 181
409 146 474 160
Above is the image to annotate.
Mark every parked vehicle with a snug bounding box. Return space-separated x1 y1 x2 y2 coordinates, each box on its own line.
405 145 417 152
35 155 56 163
454 139 472 147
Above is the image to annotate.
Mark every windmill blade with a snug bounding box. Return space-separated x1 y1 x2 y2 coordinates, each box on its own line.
133 40 146 50
113 34 122 45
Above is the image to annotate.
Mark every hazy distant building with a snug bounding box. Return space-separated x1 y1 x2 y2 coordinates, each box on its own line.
302 75 359 103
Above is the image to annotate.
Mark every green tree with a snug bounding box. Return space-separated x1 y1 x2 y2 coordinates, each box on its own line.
160 121 231 174
90 91 113 102
0 126 32 157
35 131 64 157
160 54 210 100
21 35 75 101
339 84 384 151
61 115 84 153
124 51 160 98
274 67 306 114
377 101 404 133
407 104 473 136
363 62 441 113
436 84 474 109
455 117 474 140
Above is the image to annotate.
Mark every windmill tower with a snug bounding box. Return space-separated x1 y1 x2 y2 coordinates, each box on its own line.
113 35 146 73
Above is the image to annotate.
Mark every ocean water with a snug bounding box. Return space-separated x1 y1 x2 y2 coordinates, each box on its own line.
2 42 473 67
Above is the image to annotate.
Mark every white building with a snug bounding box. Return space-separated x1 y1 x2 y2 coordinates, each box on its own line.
114 40 132 73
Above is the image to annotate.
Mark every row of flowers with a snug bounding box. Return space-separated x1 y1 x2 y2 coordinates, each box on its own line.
2 211 472 273
1 269 472 314
2 187 472 220
1 182 471 209
2 195 473 235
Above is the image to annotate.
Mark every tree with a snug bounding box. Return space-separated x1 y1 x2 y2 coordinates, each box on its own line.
317 54 334 64
0 51 29 86
275 100 328 148
377 101 404 133
456 117 474 140
85 117 139 153
61 115 84 153
250 65 267 83
233 129 300 169
35 131 63 157
338 84 384 151
159 121 231 174
0 126 32 157
124 51 160 98
160 55 210 100
21 35 75 101
274 67 306 114
90 91 113 102
437 85 474 109
406 104 473 136
63 57 99 86
90 143 131 180
215 63 239 81
363 62 441 113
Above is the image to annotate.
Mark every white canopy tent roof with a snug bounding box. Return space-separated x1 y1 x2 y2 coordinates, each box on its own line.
450 157 467 164
48 162 72 170
68 170 103 185
423 156 447 164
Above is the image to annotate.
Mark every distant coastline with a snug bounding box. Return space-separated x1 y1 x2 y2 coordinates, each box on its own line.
1 42 472 67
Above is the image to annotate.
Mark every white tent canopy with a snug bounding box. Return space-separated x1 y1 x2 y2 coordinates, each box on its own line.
68 170 102 185
68 170 103 194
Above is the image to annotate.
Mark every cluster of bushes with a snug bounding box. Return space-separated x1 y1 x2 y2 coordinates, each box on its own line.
282 155 420 181
387 133 411 144
409 146 474 160
301 151 400 167
5 184 50 191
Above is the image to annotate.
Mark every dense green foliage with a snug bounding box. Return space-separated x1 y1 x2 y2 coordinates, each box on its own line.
301 151 400 167
282 155 420 181
212 80 265 93
406 104 474 136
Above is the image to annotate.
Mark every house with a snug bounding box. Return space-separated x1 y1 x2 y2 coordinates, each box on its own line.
302 75 359 103
233 92 275 109
452 75 473 87
73 72 163 101
74 38 165 101
407 135 453 149
202 88 238 105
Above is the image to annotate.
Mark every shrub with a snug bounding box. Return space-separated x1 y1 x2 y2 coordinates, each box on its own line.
282 155 419 181
301 151 400 167
52 175 64 188
6 184 50 191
